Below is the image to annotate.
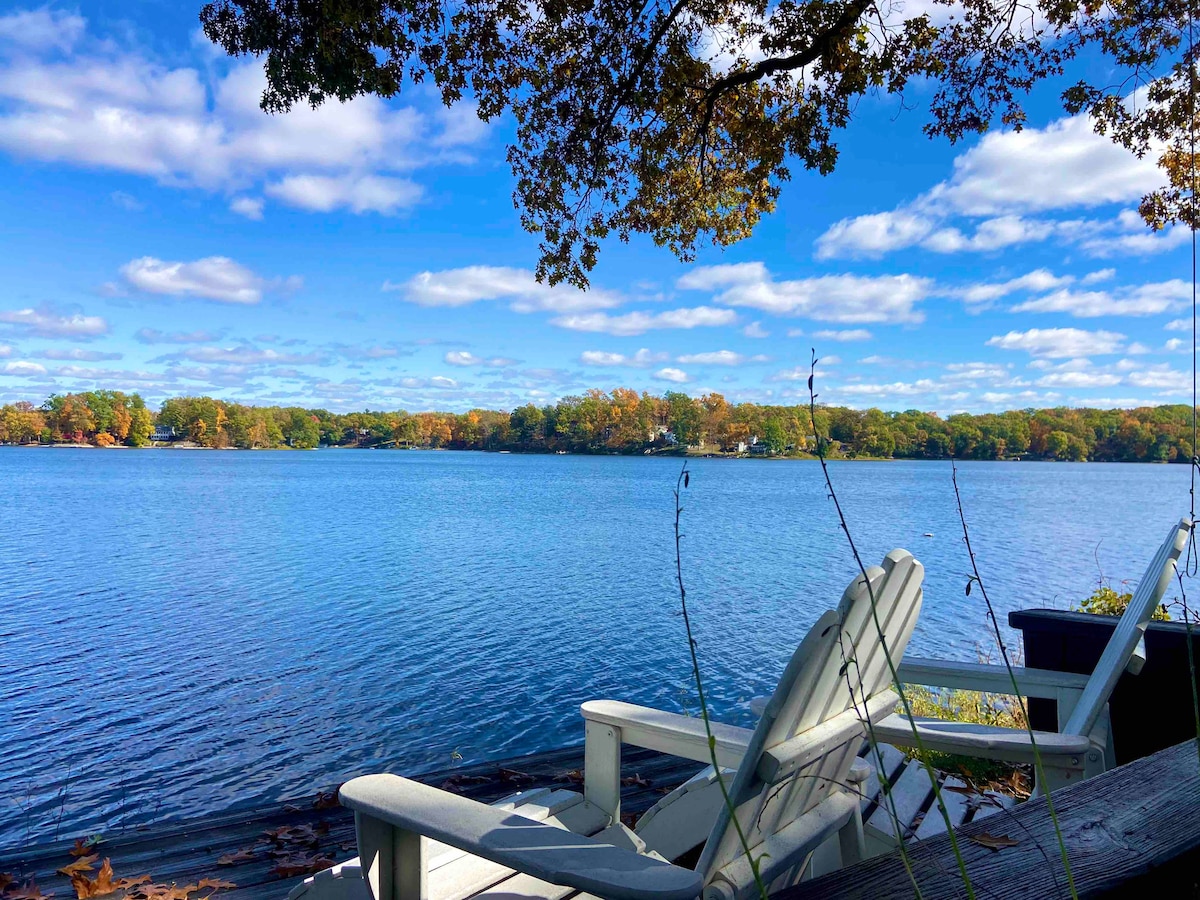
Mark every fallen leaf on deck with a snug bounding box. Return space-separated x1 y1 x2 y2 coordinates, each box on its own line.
216 849 257 866
194 879 235 891
262 825 319 846
313 790 340 810
438 775 490 793
5 879 54 900
0 875 13 893
282 805 303 814
554 769 584 784
969 832 1020 851
70 858 115 899
621 774 651 788
269 855 335 879
112 877 151 891
69 839 102 859
126 882 201 900
56 857 98 878
498 769 533 784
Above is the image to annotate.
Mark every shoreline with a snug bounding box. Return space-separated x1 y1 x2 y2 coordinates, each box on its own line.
0 442 1180 464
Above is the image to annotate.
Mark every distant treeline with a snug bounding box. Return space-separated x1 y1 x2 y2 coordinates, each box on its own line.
0 390 1197 462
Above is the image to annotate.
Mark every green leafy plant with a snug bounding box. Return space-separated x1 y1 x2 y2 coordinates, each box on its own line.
1075 585 1171 621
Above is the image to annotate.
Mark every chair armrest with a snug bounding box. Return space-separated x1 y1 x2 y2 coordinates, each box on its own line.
581 700 753 768
898 658 1090 699
339 774 703 900
874 715 1093 764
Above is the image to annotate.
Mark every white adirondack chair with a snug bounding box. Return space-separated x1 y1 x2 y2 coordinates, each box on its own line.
874 517 1191 796
295 549 924 900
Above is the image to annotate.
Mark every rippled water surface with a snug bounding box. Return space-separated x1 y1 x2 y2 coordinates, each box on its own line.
0 448 1192 848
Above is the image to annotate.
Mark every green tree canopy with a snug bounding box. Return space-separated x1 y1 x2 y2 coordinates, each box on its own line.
201 0 1195 286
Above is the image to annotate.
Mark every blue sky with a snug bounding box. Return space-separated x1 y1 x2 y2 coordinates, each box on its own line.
0 2 1195 414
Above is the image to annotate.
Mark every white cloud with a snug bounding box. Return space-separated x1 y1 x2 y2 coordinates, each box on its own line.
0 305 108 338
813 108 1167 260
960 269 1074 305
0 8 85 51
675 350 770 365
110 190 142 211
444 351 519 367
266 174 421 215
579 349 668 367
679 263 928 324
814 211 933 260
391 266 620 313
0 344 11 357
135 328 221 344
1166 318 1193 332
986 327 1126 358
1 360 47 375
229 196 264 219
1011 280 1189 317
0 26 486 214
1082 269 1116 284
743 321 769 338
551 307 737 336
120 256 298 304
1035 370 1123 388
812 329 872 342
653 367 690 383
176 346 323 365
33 348 122 361
1127 365 1191 391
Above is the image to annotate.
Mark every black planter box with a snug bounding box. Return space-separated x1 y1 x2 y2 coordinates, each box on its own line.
1010 608 1200 764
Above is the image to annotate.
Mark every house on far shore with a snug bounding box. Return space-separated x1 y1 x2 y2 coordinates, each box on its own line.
152 426 177 443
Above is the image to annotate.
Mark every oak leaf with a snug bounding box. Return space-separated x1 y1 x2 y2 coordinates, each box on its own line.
4 880 53 900
56 856 97 878
69 839 102 859
554 769 584 785
969 832 1020 851
621 774 651 788
70 858 115 899
312 791 339 810
269 854 334 879
216 849 256 866
194 880 235 891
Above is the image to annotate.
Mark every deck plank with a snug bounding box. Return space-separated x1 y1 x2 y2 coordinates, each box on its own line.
775 738 1200 900
0 745 702 900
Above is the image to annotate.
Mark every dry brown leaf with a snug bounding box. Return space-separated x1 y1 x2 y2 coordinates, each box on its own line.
5 880 54 900
126 883 195 900
969 832 1021 851
70 858 116 899
112 877 150 891
0 874 13 893
68 839 101 859
621 774 651 788
312 791 340 810
56 856 98 878
194 879 235 892
554 769 584 785
498 769 533 784
269 854 335 879
216 849 256 867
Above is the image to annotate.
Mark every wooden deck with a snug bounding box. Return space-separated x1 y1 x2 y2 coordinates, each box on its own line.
780 738 1200 900
0 742 1007 900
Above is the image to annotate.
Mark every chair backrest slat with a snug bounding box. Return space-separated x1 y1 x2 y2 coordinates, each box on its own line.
1062 518 1191 738
697 551 924 885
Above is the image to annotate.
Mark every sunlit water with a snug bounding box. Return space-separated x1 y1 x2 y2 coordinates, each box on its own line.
0 448 1192 849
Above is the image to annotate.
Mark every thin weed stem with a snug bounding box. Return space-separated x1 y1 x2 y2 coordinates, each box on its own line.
950 460 1077 899
673 463 768 900
808 352 975 899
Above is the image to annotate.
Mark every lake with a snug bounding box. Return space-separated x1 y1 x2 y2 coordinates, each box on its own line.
0 448 1192 849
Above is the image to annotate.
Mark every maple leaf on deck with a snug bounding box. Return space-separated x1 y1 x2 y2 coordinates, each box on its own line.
56 856 97 878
